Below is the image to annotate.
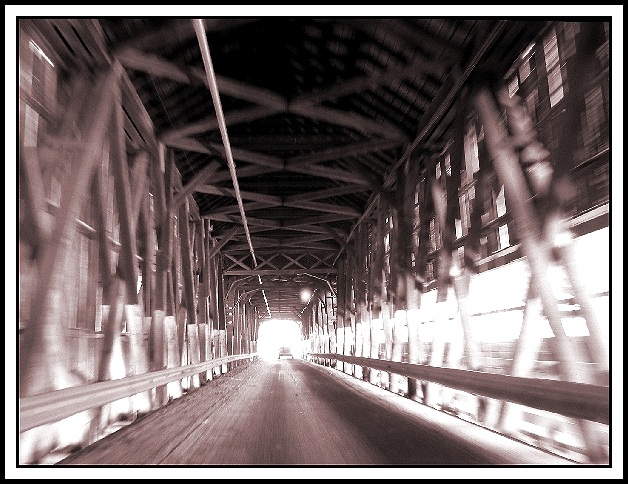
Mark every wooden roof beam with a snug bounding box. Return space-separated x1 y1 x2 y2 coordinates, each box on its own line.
290 54 446 107
286 138 403 167
196 184 283 205
283 200 362 218
209 144 284 170
283 213 355 227
211 165 283 183
224 268 337 276
206 201 279 217
171 160 221 212
284 184 367 204
115 47 287 110
112 18 258 54
202 214 281 229
289 104 408 142
284 163 373 186
161 106 283 142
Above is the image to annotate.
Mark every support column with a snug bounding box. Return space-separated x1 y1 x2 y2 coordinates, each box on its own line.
149 144 172 406
344 246 355 376
335 257 346 371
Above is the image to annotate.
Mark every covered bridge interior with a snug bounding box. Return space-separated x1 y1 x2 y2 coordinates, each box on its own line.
16 14 613 468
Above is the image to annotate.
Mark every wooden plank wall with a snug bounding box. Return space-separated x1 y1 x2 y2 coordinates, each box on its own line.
17 23 243 464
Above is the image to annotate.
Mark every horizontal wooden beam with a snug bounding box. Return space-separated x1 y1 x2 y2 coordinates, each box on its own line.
209 144 284 169
161 106 282 141
113 19 258 53
162 137 215 155
310 355 609 425
224 268 337 276
284 163 373 186
204 214 281 229
290 53 445 107
170 160 221 212
205 201 277 217
206 226 240 258
283 213 355 227
283 200 362 218
289 104 408 142
211 165 283 183
224 240 339 252
116 46 287 111
19 354 255 432
196 184 282 204
286 138 404 167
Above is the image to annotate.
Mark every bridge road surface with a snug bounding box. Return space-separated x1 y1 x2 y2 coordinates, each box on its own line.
59 358 573 466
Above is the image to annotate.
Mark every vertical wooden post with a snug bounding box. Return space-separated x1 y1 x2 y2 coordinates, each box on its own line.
165 314 183 399
149 144 170 407
216 254 228 373
449 90 481 373
96 277 128 419
345 246 355 375
497 283 544 432
389 203 405 395
335 257 346 371
198 321 211 382
378 202 393 389
415 170 432 400
187 323 201 388
368 215 382 385
179 199 197 328
110 71 153 414
354 223 368 380
196 219 208 326
398 156 422 399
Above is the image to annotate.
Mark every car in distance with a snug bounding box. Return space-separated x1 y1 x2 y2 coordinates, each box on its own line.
278 346 293 359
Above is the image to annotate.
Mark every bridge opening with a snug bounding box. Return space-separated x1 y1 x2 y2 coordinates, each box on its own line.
257 319 303 361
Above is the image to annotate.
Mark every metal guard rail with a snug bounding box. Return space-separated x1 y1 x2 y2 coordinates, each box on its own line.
309 353 609 425
19 353 258 432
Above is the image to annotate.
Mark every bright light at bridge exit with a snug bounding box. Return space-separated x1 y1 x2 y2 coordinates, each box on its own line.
257 319 303 360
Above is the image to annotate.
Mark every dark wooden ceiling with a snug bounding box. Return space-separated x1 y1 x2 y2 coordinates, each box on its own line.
21 17 549 320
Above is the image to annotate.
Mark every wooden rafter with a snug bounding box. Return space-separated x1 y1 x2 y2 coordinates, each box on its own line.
283 213 355 227
206 226 240 259
113 18 258 55
286 138 404 167
206 201 278 217
290 54 445 107
284 184 366 203
283 200 361 218
377 19 464 60
196 184 282 204
171 160 221 211
209 144 284 169
224 253 253 271
224 268 337 276
116 47 287 110
208 215 281 230
210 165 283 183
284 163 373 186
161 137 215 156
289 104 408 141
161 106 282 142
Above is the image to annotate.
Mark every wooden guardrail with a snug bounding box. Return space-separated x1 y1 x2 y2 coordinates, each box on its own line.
19 353 257 432
309 353 609 425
